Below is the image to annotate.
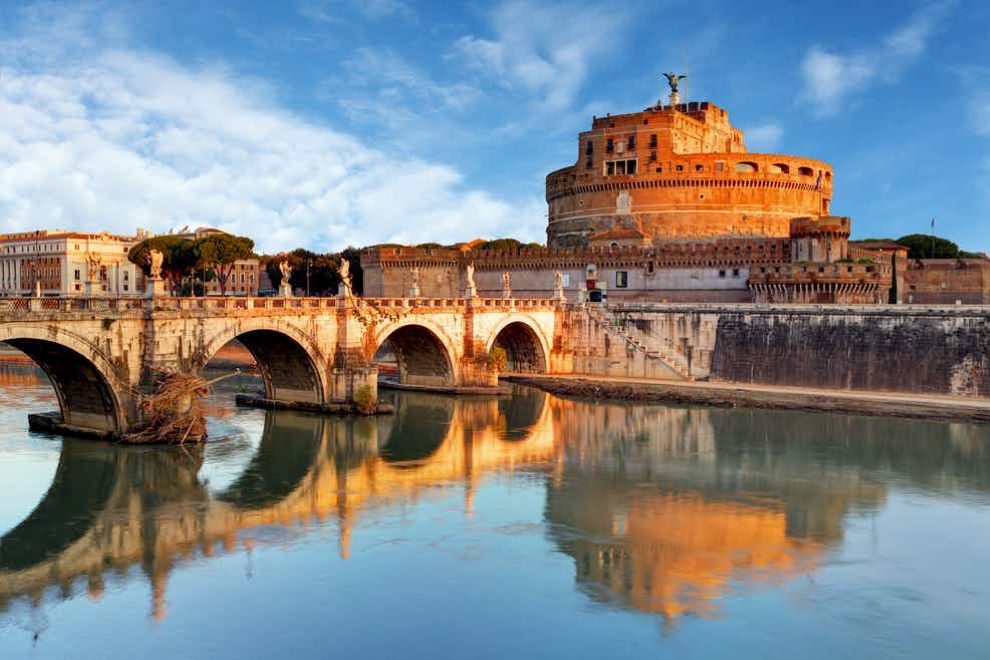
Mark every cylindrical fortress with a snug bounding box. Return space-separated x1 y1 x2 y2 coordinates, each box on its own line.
546 101 834 247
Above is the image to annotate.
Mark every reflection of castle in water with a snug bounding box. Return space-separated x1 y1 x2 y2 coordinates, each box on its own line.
1 389 987 625
546 402 990 623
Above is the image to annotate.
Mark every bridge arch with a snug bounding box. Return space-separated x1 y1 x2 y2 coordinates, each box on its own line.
373 319 458 388
0 324 126 434
200 321 328 405
486 316 550 373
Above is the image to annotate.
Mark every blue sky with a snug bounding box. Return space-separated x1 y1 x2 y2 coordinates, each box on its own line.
1 0 988 252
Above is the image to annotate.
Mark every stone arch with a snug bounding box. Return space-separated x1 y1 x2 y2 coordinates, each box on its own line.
0 324 126 434
200 321 328 405
374 320 457 387
487 317 550 373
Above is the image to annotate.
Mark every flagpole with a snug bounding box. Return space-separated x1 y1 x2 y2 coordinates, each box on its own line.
930 217 936 259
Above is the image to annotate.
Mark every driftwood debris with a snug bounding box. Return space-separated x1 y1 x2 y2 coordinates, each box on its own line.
123 371 234 444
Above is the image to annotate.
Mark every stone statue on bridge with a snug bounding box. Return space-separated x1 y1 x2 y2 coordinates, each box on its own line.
278 260 293 297
147 249 164 280
502 271 512 299
554 270 566 301
464 262 478 299
409 267 420 298
338 258 353 300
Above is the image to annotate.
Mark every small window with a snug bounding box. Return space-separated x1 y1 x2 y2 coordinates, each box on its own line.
649 151 656 161
646 261 654 274
606 161 615 175
74 269 80 280
615 271 628 288
694 164 703 172
732 268 740 277
655 166 663 173
718 270 726 278
585 141 593 155
606 138 614 153
676 164 684 172
649 134 657 148
627 136 635 150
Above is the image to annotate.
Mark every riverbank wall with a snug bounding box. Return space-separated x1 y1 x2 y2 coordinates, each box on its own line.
584 304 990 397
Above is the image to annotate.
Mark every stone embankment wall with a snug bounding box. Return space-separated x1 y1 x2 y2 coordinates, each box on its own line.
597 304 990 396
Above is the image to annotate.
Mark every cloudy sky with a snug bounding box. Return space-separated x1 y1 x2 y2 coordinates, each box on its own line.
1 0 988 252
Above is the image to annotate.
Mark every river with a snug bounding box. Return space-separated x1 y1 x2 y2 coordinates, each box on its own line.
0 358 988 659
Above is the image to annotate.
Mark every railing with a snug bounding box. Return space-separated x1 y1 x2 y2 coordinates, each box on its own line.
0 294 565 317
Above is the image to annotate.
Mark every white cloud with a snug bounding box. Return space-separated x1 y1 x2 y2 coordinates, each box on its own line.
743 122 784 152
450 1 624 112
298 0 414 24
0 48 544 252
799 2 951 116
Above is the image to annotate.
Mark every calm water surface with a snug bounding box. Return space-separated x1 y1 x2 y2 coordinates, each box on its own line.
0 359 988 659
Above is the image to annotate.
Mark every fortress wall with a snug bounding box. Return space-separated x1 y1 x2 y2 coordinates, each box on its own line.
594 305 990 396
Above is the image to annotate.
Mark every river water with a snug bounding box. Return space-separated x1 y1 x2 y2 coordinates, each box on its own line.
0 358 988 659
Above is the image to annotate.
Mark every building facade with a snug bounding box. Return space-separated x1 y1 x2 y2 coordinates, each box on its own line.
0 230 147 297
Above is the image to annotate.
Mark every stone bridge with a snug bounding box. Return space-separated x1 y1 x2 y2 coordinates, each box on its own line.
0 296 563 437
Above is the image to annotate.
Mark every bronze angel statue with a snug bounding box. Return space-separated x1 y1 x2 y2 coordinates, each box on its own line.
663 72 687 94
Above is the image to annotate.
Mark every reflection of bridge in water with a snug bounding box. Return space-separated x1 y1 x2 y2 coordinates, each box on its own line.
1 388 987 624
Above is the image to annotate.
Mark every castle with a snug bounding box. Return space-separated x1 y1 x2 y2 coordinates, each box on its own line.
361 80 988 305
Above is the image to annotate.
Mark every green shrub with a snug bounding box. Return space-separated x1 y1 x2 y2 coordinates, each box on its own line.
353 385 377 414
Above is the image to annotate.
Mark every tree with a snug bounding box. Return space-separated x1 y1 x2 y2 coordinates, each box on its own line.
476 238 524 251
193 234 255 295
895 234 962 260
128 236 197 294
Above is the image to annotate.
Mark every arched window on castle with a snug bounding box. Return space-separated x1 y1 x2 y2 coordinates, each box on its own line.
770 163 790 174
798 166 814 176
735 161 758 173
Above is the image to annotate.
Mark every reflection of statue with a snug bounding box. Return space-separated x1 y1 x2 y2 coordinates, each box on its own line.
147 249 164 279
464 262 477 298
338 258 353 299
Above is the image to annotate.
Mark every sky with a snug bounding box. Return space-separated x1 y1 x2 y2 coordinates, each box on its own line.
1 0 988 253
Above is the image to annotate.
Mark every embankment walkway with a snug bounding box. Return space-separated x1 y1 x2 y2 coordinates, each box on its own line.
505 374 990 422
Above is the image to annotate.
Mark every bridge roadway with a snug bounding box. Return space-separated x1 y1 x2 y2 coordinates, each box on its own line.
0 295 565 437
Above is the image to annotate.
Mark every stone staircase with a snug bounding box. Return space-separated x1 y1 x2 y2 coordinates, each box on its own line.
585 306 693 380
